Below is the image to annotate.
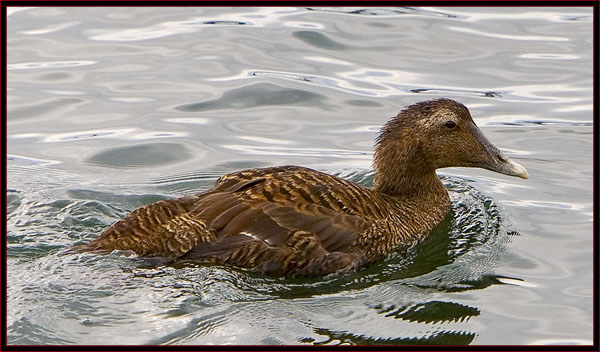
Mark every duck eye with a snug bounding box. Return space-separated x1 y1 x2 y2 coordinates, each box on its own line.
445 120 456 129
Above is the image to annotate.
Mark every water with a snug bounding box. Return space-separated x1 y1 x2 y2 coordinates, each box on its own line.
6 7 593 345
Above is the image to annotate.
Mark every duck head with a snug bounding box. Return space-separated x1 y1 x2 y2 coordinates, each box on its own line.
373 99 528 196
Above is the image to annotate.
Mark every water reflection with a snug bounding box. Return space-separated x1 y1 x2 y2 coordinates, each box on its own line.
177 83 328 112
306 327 476 345
7 60 97 70
43 128 135 142
223 145 371 159
293 30 347 50
7 165 516 345
7 154 62 167
244 69 414 97
19 21 80 35
9 97 89 121
306 7 461 19
87 8 308 42
374 300 479 324
86 143 193 168
410 87 502 98
447 26 568 42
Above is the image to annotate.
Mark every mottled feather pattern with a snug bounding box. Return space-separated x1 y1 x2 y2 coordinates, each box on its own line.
76 165 448 275
77 196 207 257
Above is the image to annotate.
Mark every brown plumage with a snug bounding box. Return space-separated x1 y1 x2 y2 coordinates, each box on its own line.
71 99 528 276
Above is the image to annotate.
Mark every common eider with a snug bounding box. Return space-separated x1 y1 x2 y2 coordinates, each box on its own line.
72 99 529 276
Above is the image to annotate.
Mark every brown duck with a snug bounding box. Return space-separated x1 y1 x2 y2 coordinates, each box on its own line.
73 99 528 276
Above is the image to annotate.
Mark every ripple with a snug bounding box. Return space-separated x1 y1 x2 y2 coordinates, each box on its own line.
496 277 538 288
306 7 460 19
7 154 62 167
89 23 197 42
529 339 594 345
109 97 155 103
293 30 347 50
7 7 34 16
157 311 229 344
43 90 86 96
7 194 119 257
437 8 592 22
553 104 593 113
238 136 293 145
176 83 327 112
8 97 89 121
224 118 304 135
519 53 579 60
494 84 585 103
208 67 420 98
163 117 209 125
150 171 221 186
7 60 97 70
43 129 135 142
488 119 593 127
373 300 480 324
303 56 354 66
7 190 23 216
307 327 476 345
284 21 324 29
201 20 247 25
478 115 593 127
39 128 190 143
20 21 80 35
85 143 193 168
502 199 588 212
222 145 372 159
246 69 408 97
40 72 70 80
447 26 568 42
144 171 219 196
129 132 187 140
558 15 593 22
89 18 250 42
8 317 72 345
410 88 501 98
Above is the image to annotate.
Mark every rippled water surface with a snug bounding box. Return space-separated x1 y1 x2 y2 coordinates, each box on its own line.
6 7 593 345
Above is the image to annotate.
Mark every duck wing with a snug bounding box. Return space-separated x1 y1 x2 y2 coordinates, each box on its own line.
79 166 378 275
180 166 376 274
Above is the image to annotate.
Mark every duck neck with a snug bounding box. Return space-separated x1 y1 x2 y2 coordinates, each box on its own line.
374 167 447 200
372 143 447 200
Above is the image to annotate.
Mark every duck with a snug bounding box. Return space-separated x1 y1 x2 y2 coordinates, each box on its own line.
72 99 528 276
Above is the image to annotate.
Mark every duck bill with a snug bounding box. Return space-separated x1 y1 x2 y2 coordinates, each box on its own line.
470 125 529 179
491 155 529 179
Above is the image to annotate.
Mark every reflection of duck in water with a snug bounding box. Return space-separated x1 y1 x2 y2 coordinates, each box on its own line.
72 99 528 276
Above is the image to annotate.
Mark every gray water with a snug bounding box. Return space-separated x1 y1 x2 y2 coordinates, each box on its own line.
6 7 593 345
